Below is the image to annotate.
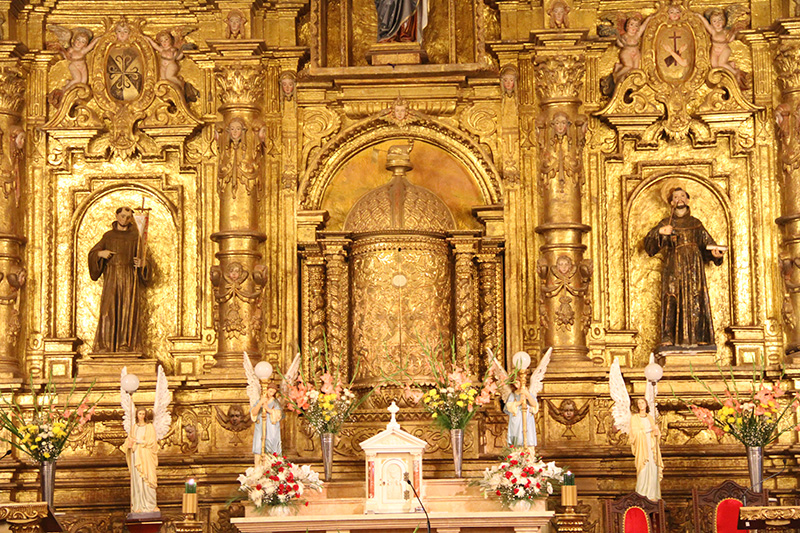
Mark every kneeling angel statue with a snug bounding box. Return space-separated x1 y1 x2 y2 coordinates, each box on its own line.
243 352 300 465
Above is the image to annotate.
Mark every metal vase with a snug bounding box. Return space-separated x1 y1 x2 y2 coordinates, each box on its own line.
39 460 56 510
450 428 463 478
320 432 334 482
746 446 764 493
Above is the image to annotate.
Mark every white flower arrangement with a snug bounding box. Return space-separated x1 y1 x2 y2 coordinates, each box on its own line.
476 448 564 506
236 453 323 511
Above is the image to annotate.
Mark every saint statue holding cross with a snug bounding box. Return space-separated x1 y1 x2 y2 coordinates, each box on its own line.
88 203 151 352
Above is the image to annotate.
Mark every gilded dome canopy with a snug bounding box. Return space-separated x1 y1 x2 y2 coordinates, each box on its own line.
344 142 455 234
344 173 455 234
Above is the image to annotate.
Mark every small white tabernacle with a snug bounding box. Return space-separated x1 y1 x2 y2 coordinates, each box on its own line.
359 401 427 514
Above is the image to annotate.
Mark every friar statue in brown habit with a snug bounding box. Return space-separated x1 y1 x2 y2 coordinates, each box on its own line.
88 206 150 352
643 187 725 351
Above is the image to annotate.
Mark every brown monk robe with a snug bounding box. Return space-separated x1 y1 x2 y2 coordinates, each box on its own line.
643 187 724 350
88 206 150 352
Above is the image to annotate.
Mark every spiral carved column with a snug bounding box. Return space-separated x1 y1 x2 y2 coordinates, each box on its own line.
775 38 800 358
0 67 25 379
532 33 592 365
210 57 267 368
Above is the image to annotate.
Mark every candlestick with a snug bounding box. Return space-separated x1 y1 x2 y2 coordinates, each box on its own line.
561 472 577 508
183 479 198 517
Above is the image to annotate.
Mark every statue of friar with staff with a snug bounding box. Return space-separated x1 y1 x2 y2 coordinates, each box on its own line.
88 201 151 352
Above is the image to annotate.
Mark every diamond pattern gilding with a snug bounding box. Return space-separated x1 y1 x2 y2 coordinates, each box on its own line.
344 176 455 233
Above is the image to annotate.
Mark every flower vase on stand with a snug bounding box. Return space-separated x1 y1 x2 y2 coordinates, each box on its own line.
40 460 57 510
450 428 463 478
746 446 764 493
321 432 334 481
509 499 532 512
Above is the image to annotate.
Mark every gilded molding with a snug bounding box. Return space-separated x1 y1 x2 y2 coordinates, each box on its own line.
215 66 265 108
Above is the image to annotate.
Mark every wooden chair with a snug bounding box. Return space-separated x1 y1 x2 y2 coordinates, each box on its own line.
605 492 667 533
692 480 769 533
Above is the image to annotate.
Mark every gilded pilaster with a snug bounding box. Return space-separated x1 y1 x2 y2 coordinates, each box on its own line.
321 237 350 371
532 31 592 365
774 30 800 357
477 249 503 373
210 45 268 368
0 61 25 380
451 236 479 370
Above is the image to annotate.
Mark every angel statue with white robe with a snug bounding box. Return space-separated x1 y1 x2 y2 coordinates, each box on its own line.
490 347 552 449
243 352 300 465
609 357 663 501
121 366 171 515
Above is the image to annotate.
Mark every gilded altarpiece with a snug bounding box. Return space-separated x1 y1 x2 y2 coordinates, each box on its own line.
0 1 796 532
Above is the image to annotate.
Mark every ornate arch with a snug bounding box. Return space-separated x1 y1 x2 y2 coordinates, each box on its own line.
299 109 503 210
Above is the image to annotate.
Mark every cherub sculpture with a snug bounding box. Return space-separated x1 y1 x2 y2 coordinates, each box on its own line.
243 352 301 465
611 13 653 85
121 366 171 515
545 398 590 439
609 359 662 501
47 25 99 92
144 27 198 101
695 6 750 88
489 347 552 449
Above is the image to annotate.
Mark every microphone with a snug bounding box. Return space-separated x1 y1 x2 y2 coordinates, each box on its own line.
0 450 11 460
404 472 430 533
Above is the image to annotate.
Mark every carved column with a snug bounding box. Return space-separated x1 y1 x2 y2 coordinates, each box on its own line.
477 248 503 374
775 33 800 359
210 47 268 368
532 32 592 365
321 236 350 372
0 66 25 380
450 236 480 371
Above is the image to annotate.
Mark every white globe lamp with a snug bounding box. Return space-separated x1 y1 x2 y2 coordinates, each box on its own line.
512 351 531 371
254 361 273 382
121 373 140 394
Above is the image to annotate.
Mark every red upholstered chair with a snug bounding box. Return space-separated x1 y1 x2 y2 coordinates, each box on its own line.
692 480 768 533
605 492 667 533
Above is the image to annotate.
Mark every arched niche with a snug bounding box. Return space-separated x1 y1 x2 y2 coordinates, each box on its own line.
73 185 179 368
300 115 502 213
625 174 732 364
321 140 485 231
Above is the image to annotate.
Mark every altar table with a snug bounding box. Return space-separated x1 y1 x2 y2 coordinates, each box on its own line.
232 510 553 533
232 479 553 533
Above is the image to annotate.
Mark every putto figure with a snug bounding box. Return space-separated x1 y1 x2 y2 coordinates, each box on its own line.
225 9 246 39
121 366 171 515
612 12 653 85
88 206 150 353
643 187 725 352
547 0 570 29
47 25 99 92
695 5 750 88
374 0 429 43
144 27 198 101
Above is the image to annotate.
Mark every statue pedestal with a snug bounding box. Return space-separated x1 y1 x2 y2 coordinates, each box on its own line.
366 42 427 66
125 512 163 533
657 347 717 368
77 353 157 377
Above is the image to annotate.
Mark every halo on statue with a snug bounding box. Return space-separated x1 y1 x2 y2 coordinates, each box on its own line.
659 178 691 204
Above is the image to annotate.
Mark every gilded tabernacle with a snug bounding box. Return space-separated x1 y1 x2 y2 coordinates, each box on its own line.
0 1 797 533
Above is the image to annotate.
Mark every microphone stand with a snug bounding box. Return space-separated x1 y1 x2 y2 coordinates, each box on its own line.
404 472 430 533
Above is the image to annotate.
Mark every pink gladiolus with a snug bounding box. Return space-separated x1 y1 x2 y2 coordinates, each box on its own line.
403 385 424 405
320 373 336 394
448 370 467 387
